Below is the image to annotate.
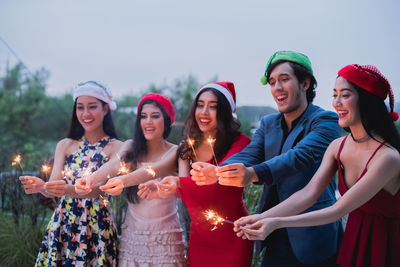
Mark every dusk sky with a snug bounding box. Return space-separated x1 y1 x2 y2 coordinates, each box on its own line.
1 0 399 111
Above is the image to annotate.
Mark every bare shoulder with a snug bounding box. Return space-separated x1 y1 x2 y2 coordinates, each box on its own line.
57 138 78 155
325 136 345 157
107 138 124 152
122 139 133 149
376 145 400 167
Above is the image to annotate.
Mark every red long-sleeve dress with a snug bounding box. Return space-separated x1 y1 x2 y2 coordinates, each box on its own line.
177 134 253 267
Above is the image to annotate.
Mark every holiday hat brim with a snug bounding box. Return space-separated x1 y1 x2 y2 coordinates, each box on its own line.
197 82 236 112
137 94 175 124
260 50 313 85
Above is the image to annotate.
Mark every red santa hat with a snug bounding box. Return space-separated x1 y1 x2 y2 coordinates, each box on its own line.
137 94 175 123
197 82 236 112
338 64 399 121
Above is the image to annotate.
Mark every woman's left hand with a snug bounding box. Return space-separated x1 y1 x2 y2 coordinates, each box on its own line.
99 177 124 196
236 217 278 241
44 180 68 197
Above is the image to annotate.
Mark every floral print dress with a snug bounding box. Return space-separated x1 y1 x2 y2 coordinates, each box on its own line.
35 137 118 267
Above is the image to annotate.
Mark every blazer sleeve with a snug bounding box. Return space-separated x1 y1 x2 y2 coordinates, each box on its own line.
221 122 267 167
253 110 340 186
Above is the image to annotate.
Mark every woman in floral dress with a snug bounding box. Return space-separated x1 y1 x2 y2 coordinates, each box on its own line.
20 81 122 266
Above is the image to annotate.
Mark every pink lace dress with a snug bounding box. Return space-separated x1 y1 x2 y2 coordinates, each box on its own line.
118 147 186 267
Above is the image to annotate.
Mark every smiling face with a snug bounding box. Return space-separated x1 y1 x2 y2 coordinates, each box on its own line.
195 90 218 137
269 62 308 121
333 76 361 128
76 95 108 133
140 103 165 141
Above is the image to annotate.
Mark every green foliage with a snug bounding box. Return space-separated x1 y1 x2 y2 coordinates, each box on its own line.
0 171 52 267
0 213 45 267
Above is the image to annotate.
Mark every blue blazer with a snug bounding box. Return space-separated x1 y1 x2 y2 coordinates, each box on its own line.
224 104 342 264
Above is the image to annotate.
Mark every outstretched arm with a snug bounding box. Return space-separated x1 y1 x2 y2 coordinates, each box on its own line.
237 144 400 240
100 145 178 195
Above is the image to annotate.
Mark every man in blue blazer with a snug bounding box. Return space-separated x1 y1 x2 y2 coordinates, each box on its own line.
192 51 342 266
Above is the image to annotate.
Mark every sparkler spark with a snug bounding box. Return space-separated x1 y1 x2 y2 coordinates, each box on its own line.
145 166 156 178
12 154 24 172
207 137 218 165
204 209 232 231
41 164 51 180
116 153 129 175
99 194 109 207
118 163 129 175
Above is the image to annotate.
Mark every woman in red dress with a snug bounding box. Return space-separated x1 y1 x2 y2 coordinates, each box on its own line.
139 82 253 267
234 65 400 267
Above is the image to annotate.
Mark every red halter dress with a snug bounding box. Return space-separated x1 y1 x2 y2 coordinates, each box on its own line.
336 135 400 267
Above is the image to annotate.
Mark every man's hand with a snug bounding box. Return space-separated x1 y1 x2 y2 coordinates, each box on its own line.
19 176 45 194
216 163 257 187
190 162 218 185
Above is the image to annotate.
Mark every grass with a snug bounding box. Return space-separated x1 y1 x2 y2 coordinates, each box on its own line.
0 211 49 266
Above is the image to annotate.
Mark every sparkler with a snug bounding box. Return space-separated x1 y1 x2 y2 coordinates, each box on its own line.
99 194 109 207
116 153 129 175
187 137 197 159
145 166 156 178
41 164 51 180
204 209 233 231
118 163 129 175
207 137 218 165
12 154 24 172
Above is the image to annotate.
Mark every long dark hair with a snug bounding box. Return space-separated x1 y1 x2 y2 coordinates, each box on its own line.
124 99 172 203
177 88 241 162
343 80 400 153
67 99 117 140
267 60 317 103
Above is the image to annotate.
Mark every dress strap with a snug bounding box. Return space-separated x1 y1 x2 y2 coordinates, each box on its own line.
364 141 386 169
160 145 176 160
337 135 349 160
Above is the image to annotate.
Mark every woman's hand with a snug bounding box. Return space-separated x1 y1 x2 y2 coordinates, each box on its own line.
235 217 278 241
138 176 179 200
138 181 160 200
190 162 218 185
44 180 68 197
157 176 179 198
99 177 124 196
19 176 45 194
74 178 92 195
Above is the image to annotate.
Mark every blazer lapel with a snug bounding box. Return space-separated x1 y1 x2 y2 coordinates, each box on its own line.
281 104 313 153
281 124 304 153
265 116 284 160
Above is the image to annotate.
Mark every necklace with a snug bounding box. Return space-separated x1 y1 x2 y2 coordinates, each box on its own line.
350 133 371 143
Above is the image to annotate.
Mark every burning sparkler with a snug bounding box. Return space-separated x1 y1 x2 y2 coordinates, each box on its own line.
145 166 156 178
118 163 129 175
204 209 233 231
41 164 51 180
187 137 197 159
12 154 24 172
207 137 218 165
116 153 129 175
99 194 109 207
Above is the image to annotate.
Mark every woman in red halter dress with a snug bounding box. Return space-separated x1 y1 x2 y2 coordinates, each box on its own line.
234 64 400 267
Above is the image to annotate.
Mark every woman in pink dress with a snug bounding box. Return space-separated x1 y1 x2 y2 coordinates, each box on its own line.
139 82 253 267
77 94 186 266
234 64 400 267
